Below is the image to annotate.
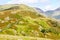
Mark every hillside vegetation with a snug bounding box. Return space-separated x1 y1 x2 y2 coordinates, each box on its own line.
0 4 60 40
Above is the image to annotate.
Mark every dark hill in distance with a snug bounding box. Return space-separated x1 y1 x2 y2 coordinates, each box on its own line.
35 7 60 20
45 7 60 20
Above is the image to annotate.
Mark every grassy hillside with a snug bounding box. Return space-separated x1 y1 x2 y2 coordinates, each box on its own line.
0 4 60 40
0 34 54 40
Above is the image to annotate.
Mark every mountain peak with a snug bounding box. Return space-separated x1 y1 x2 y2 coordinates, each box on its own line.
55 7 60 11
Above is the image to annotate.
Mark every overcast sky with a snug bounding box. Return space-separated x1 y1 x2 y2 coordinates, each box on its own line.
0 0 60 11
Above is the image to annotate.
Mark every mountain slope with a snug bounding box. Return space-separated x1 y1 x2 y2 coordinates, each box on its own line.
0 4 60 40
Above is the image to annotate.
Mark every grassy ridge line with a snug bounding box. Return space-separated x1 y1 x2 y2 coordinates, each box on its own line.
0 34 53 40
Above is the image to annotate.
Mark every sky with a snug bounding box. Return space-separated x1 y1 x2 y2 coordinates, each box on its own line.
0 0 60 11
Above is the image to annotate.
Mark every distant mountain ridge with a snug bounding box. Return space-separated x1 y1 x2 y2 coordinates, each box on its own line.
35 7 60 20
35 8 44 13
45 7 60 20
